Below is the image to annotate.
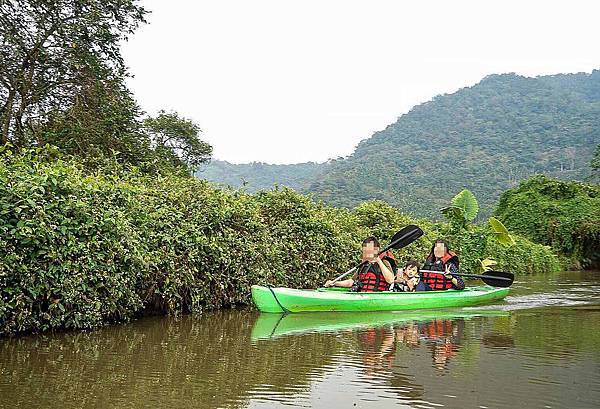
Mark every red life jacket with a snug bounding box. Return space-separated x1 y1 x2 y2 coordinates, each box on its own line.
355 253 395 292
421 252 458 290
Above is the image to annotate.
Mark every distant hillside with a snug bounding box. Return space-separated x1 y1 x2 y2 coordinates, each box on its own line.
309 71 600 218
197 160 328 192
198 70 600 217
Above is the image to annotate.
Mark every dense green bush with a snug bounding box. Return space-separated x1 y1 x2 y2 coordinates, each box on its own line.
494 175 600 269
0 149 561 335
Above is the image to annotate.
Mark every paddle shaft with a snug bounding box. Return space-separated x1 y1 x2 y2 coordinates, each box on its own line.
420 270 513 282
330 230 418 285
330 251 383 285
331 224 423 286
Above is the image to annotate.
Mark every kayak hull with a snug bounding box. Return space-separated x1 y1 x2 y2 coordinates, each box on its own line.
251 285 509 313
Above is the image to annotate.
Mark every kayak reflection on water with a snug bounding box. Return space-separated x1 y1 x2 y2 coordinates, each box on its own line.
357 319 465 375
250 309 507 341
252 310 473 376
358 327 397 375
422 319 463 370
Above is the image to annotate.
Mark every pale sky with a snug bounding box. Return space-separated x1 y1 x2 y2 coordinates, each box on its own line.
122 0 600 164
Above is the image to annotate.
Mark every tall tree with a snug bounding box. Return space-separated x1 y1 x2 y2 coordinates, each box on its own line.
40 68 150 166
143 111 212 172
0 0 147 146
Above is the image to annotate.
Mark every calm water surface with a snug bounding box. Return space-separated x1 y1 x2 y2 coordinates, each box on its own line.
1 271 599 409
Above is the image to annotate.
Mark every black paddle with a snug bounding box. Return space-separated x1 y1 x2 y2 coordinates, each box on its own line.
421 269 514 288
327 225 424 286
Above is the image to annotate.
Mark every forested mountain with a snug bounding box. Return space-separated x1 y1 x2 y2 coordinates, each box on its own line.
199 71 600 217
309 71 600 217
198 160 329 192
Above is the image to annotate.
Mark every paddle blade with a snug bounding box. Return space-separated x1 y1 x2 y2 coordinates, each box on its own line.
480 271 514 288
389 225 417 243
387 225 424 250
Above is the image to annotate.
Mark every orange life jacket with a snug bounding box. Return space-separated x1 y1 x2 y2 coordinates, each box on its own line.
421 251 459 290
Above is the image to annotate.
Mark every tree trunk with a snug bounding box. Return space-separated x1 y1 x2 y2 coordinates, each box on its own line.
1 90 15 145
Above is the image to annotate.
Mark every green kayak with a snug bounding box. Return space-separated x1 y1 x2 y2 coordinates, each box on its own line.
251 285 509 313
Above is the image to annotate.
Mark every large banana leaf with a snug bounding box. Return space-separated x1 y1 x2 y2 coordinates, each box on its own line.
489 217 515 246
451 189 479 222
476 258 498 274
440 205 464 221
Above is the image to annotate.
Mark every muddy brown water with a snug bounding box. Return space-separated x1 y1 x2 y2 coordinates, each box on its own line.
1 271 599 408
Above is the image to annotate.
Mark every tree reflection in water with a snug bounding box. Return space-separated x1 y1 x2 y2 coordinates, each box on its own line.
3 293 600 409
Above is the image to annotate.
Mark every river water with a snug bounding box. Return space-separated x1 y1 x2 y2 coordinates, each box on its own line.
1 271 599 409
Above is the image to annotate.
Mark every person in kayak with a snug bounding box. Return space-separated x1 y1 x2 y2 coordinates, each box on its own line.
421 239 465 290
324 236 395 292
390 260 431 292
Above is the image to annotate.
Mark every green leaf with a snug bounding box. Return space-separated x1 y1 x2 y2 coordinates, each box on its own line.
474 258 497 274
440 206 467 227
451 189 479 222
489 217 515 246
440 206 462 219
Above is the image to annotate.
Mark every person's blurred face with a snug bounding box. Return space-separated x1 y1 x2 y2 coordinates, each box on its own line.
362 241 379 260
433 242 446 258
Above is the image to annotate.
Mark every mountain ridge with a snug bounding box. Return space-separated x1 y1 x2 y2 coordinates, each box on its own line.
197 159 329 192
198 70 600 217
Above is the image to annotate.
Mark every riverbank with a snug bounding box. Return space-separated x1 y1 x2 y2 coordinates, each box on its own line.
0 150 561 336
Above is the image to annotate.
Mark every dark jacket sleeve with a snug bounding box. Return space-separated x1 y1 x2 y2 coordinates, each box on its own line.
447 262 465 290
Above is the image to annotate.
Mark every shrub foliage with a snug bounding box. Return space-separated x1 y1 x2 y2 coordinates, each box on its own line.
0 149 561 335
494 175 600 269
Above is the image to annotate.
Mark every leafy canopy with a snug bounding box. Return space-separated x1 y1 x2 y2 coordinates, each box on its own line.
494 175 600 268
0 1 214 175
0 0 147 146
40 71 150 167
144 111 212 172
